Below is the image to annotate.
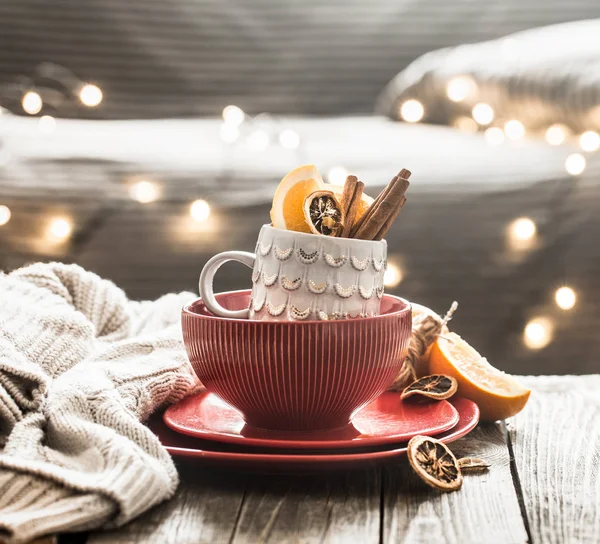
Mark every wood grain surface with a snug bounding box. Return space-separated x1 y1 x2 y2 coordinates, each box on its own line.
510 375 600 544
56 376 599 544
383 423 528 544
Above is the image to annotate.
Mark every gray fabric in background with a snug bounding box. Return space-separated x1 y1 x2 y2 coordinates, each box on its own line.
376 19 600 133
1 115 599 375
1 0 600 118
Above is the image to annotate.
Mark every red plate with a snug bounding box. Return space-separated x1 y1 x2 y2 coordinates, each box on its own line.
164 391 459 450
150 398 479 472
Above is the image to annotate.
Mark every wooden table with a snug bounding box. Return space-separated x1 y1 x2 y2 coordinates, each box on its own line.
56 375 598 544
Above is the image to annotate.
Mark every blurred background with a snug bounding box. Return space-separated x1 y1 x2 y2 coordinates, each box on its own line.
1 1 599 375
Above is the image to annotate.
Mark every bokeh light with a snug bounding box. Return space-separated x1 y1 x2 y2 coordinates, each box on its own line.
0 205 11 226
453 116 478 134
579 131 600 152
48 218 72 240
129 181 159 203
446 76 477 103
384 263 403 287
484 127 504 146
523 317 554 350
327 166 348 186
190 199 211 222
79 84 103 107
222 105 245 126
279 129 300 149
510 217 536 241
399 100 424 123
472 103 494 125
555 286 576 310
22 91 42 115
565 153 586 176
545 124 567 146
504 120 525 140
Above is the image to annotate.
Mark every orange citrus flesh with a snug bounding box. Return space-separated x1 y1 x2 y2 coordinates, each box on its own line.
428 332 531 421
270 165 325 232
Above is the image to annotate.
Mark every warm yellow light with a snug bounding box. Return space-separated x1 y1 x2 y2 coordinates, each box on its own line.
279 129 300 149
545 124 567 146
509 217 536 242
579 131 600 152
79 84 103 107
49 218 72 240
484 127 504 146
446 76 477 103
327 166 348 186
452 116 478 134
555 286 576 311
247 130 270 150
219 124 239 143
384 263 403 287
504 120 525 140
472 103 494 125
38 115 56 134
523 317 554 350
129 181 159 203
222 105 245 126
190 199 211 222
22 91 42 115
0 205 11 226
399 100 424 123
565 153 586 176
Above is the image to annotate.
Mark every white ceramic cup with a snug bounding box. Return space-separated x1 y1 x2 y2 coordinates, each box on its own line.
199 224 387 321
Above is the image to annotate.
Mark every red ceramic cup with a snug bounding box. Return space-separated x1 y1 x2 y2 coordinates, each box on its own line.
182 290 411 431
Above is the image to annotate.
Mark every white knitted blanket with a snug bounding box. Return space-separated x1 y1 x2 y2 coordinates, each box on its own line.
0 263 201 543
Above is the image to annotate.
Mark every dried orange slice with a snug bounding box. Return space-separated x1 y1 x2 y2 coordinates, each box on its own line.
401 374 458 401
303 190 344 236
270 165 325 232
428 332 531 421
407 436 463 492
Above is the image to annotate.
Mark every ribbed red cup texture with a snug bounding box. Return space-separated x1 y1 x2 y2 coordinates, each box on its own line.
182 290 411 431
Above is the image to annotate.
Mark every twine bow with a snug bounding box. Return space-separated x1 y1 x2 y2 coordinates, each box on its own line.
389 301 458 391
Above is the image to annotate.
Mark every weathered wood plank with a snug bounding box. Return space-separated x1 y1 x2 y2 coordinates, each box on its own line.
511 375 600 544
86 461 246 544
230 469 381 544
383 423 528 544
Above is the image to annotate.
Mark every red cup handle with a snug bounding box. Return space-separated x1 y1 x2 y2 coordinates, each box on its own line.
199 251 256 318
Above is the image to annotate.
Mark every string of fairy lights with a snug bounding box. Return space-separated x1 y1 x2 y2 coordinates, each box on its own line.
0 68 584 352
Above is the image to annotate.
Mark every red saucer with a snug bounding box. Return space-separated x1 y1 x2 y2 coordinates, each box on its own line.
150 398 479 472
163 391 460 450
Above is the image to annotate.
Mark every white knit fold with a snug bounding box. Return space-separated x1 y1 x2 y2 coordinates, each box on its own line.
0 263 201 543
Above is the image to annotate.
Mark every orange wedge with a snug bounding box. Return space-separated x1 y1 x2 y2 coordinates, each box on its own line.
428 332 531 421
324 183 374 224
270 165 325 232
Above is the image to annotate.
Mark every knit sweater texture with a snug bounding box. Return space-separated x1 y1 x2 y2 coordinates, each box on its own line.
0 263 201 543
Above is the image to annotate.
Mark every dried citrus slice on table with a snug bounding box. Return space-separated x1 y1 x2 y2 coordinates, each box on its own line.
270 164 325 232
428 332 531 421
407 436 463 492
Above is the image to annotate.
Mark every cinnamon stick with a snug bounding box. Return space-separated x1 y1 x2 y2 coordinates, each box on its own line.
341 180 364 238
338 175 358 237
353 171 410 240
350 169 411 237
374 195 407 240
